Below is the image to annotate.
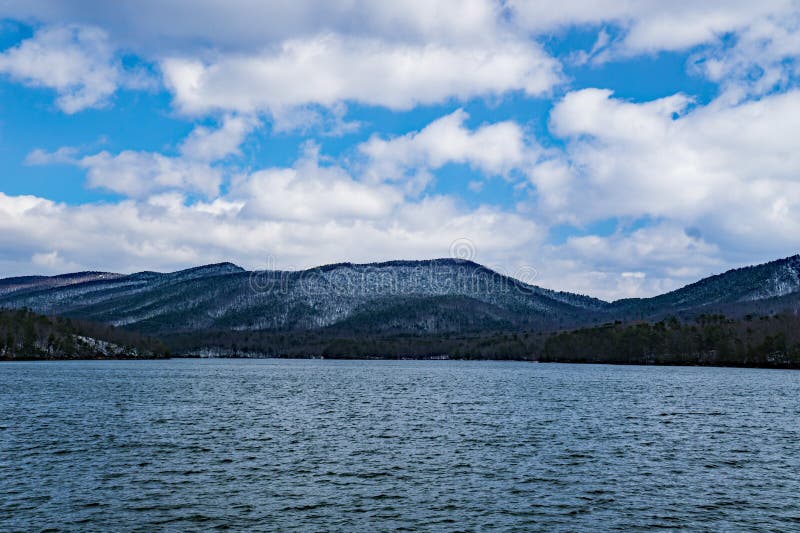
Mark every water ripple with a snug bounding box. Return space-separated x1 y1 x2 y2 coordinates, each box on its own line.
1 359 799 530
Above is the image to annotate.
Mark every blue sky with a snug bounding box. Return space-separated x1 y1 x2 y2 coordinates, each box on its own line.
1 1 799 300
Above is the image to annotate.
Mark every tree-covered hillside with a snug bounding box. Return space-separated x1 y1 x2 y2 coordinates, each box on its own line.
542 313 800 368
162 312 800 368
0 308 169 360
2 255 800 338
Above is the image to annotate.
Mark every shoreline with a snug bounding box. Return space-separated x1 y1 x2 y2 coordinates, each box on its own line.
3 355 798 370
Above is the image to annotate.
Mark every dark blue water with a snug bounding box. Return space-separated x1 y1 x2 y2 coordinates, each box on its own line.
1 360 799 531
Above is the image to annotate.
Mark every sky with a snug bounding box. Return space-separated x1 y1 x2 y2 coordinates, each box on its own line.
1 1 799 301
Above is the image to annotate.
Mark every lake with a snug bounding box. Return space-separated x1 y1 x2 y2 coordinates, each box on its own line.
1 359 799 530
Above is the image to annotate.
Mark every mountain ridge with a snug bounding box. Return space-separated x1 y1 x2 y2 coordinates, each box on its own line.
609 254 800 318
0 254 798 335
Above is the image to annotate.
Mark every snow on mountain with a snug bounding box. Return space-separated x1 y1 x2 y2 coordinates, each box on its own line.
1 255 799 334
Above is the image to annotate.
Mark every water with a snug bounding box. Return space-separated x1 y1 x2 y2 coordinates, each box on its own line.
1 360 799 531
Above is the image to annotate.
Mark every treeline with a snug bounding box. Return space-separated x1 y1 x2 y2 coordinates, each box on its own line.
0 308 169 360
165 329 543 360
165 312 800 368
542 313 800 368
13 302 799 367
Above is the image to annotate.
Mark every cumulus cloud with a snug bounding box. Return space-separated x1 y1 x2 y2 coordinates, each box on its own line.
2 1 798 115
25 146 79 166
0 0 505 53
0 25 145 113
9 115 545 277
531 88 800 259
7 0 793 62
232 146 404 221
0 187 543 279
524 223 724 301
178 115 258 161
0 3 556 116
360 109 529 186
160 35 561 115
510 1 791 53
77 151 223 198
564 224 719 274
30 250 80 273
27 115 257 198
691 13 800 99
269 103 361 136
512 1 800 97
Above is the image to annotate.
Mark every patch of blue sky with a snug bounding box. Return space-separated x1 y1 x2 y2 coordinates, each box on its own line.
544 24 719 104
0 81 188 204
430 163 524 210
547 215 658 246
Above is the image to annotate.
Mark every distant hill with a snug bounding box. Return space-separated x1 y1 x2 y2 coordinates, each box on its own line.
0 271 122 296
1 255 799 340
0 259 604 334
610 255 800 320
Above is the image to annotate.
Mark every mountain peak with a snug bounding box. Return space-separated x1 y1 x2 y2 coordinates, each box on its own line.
307 258 483 272
171 262 245 276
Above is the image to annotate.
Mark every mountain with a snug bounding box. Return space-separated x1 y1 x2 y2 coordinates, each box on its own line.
0 271 122 296
0 259 603 334
610 255 800 319
1 255 799 337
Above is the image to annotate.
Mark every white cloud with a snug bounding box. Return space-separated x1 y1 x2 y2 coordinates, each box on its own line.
161 34 561 115
5 114 545 277
531 223 723 300
269 103 362 136
0 0 505 53
563 224 719 273
531 88 800 258
25 146 79 165
510 1 800 98
7 0 796 64
360 109 529 184
0 4 559 118
77 151 223 198
178 114 257 161
468 180 484 193
0 25 127 113
0 187 543 279
30 250 80 273
510 1 793 52
2 1 798 116
690 13 800 99
27 115 257 198
232 147 403 222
